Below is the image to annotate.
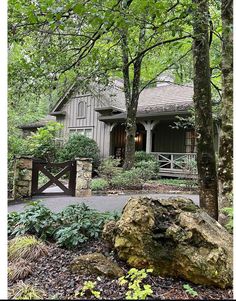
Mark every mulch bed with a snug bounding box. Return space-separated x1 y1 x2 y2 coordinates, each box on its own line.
8 239 233 300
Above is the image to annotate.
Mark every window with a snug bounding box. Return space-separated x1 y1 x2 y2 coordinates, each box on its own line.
185 130 197 153
77 101 86 118
69 128 93 139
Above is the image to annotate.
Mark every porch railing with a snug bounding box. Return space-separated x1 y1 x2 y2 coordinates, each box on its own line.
151 152 197 175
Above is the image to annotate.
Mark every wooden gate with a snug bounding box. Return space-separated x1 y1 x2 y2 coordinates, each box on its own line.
31 159 76 196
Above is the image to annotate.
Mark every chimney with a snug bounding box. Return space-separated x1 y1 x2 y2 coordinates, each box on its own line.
156 72 174 87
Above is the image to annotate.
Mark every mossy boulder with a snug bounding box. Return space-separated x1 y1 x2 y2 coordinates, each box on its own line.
102 196 233 288
71 252 124 278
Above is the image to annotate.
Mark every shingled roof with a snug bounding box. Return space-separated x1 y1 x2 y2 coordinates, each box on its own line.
137 83 193 113
50 79 193 117
19 115 56 130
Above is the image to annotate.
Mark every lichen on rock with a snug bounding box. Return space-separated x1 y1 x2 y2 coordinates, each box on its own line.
71 252 124 278
102 196 233 288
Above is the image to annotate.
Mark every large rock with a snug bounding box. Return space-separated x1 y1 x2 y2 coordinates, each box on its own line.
102 196 233 288
71 252 124 278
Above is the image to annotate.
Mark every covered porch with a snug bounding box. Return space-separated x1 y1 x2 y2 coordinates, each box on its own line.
110 120 197 178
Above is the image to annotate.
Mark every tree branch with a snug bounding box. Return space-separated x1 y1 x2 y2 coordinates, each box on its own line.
128 35 192 66
140 48 192 92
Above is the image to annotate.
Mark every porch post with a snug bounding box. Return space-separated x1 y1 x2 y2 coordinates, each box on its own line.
141 120 158 153
146 123 152 153
103 123 111 157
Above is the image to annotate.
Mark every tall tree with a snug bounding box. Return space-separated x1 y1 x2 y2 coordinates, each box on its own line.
218 0 233 224
192 0 218 219
9 0 193 170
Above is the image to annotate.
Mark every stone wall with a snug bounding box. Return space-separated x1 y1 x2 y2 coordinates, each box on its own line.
13 156 33 200
75 158 92 197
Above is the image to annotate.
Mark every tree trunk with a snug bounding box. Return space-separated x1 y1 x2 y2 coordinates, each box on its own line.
121 21 144 170
218 0 233 225
192 0 218 220
123 114 137 170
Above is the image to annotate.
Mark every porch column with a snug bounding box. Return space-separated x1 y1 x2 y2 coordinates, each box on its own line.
141 120 159 153
103 123 111 157
145 122 152 153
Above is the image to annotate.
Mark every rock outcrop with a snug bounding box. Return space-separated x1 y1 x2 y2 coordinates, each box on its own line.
71 252 124 278
102 196 233 288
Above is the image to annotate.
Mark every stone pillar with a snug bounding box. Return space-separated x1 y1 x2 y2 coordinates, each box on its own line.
13 156 33 200
75 158 92 197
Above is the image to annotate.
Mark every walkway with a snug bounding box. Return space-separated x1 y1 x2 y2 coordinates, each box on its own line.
8 192 199 213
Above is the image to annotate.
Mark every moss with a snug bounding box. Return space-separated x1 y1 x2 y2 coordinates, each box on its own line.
127 256 150 269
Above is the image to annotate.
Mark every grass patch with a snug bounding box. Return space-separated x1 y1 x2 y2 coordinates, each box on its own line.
149 178 198 188
8 281 45 300
8 235 49 262
8 259 32 282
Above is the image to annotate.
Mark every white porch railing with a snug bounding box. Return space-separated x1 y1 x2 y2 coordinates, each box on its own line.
151 152 197 175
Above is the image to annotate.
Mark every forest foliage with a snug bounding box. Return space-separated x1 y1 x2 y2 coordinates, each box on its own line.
8 0 232 220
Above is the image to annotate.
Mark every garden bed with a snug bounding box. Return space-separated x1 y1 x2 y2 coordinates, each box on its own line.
8 239 232 300
92 180 199 196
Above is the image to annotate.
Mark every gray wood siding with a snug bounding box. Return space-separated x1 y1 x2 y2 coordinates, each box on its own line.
56 93 110 158
111 124 126 155
152 122 186 153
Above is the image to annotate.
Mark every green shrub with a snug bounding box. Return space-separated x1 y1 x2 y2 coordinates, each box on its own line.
59 133 100 168
110 169 142 189
91 178 109 191
8 212 21 236
27 121 63 162
9 201 57 240
98 157 121 180
8 202 119 249
134 151 157 163
135 160 159 181
54 204 117 248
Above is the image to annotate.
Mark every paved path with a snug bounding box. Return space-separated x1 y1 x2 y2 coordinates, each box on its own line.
8 191 199 213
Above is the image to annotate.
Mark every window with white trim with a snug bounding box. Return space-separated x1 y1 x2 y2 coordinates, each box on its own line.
185 130 197 153
77 101 86 118
69 128 93 139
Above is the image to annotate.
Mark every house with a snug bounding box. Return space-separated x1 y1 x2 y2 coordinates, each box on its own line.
50 78 218 177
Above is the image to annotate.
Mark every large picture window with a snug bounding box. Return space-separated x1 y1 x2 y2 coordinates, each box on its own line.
69 127 93 139
185 130 197 153
77 101 86 118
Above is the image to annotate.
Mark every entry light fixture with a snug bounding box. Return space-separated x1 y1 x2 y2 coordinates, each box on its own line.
135 131 140 143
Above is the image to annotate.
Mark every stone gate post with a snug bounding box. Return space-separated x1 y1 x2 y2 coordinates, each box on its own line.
12 156 33 200
75 158 92 197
